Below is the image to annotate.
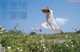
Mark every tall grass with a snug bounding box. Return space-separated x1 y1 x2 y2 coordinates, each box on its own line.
0 27 80 52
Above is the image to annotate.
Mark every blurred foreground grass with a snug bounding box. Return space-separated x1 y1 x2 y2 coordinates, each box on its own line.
0 27 80 52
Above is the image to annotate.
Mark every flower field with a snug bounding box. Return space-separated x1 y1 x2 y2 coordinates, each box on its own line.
0 27 80 52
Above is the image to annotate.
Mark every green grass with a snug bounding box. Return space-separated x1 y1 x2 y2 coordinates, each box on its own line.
0 28 80 52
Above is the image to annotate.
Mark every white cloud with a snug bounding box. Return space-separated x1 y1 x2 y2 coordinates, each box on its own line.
55 18 69 25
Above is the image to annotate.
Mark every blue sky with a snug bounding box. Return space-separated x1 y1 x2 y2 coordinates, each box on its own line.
0 0 80 34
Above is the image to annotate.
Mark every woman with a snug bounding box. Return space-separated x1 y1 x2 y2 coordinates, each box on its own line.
33 7 61 32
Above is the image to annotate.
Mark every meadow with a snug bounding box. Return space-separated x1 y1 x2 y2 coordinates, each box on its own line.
0 26 80 52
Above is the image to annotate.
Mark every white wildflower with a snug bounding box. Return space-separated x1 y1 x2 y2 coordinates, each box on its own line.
71 45 74 47
37 46 39 48
69 39 71 42
36 42 39 44
0 32 3 33
31 36 32 37
41 36 44 40
65 35 68 38
7 46 11 49
71 42 73 43
24 35 25 36
20 49 23 51
40 36 45 43
41 44 45 47
66 44 69 47
0 44 2 47
40 39 43 43
26 41 29 43
43 46 46 49
17 36 20 37
17 47 19 50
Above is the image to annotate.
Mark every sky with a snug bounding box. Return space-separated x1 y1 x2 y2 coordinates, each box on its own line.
0 0 80 34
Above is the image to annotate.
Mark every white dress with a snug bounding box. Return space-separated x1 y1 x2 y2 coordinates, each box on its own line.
34 9 61 32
